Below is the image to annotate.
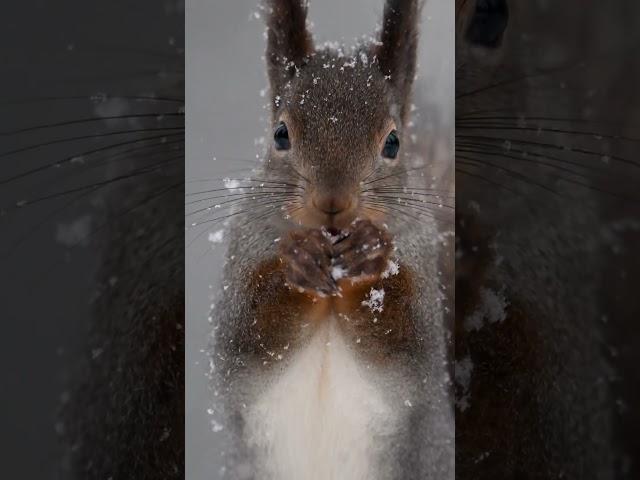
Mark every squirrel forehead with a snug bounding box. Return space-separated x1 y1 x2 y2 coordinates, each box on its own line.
279 50 390 135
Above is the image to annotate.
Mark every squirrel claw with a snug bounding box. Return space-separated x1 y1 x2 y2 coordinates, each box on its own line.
279 220 393 295
279 228 336 297
333 219 393 282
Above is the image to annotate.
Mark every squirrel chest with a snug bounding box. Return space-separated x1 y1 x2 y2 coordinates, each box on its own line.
244 319 399 480
238 260 420 480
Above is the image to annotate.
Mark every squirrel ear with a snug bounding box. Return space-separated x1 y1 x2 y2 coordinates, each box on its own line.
375 0 421 121
266 0 314 101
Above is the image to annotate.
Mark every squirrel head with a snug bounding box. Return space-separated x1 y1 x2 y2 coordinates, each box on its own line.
262 0 421 231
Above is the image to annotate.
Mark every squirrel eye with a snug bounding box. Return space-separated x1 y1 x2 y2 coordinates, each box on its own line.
382 130 400 159
466 0 509 49
274 122 290 150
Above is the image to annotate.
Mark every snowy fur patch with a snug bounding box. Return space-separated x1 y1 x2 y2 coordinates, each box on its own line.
362 288 385 313
381 259 400 279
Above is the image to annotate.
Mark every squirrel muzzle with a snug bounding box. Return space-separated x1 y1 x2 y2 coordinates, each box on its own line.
312 192 353 216
298 188 359 231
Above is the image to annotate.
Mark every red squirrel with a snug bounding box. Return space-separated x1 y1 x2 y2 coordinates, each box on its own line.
209 1 453 478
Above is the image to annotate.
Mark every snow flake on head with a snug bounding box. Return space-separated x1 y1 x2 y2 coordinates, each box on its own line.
342 57 357 69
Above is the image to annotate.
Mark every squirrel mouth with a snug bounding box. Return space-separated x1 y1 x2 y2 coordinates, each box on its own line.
325 227 341 236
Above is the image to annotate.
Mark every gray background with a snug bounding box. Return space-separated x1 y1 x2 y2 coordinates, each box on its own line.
186 0 452 477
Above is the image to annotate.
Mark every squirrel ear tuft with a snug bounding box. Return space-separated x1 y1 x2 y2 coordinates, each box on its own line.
375 0 421 121
266 0 314 102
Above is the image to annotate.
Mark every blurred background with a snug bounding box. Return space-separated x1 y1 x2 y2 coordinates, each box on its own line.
455 1 640 478
186 0 453 477
0 1 183 477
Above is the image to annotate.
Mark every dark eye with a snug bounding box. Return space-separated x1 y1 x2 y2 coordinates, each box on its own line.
382 130 400 159
274 122 290 150
466 0 509 49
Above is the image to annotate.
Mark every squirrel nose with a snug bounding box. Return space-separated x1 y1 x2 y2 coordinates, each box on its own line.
313 194 352 215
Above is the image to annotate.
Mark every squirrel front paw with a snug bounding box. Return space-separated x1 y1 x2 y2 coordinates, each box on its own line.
333 219 393 283
278 228 337 296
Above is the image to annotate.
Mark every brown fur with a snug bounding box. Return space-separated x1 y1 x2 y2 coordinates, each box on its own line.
236 253 420 368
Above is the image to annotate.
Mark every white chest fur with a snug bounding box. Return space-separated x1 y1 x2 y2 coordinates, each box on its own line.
244 320 398 480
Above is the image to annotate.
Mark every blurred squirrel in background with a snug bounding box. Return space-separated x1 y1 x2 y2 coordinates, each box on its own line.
456 1 640 478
